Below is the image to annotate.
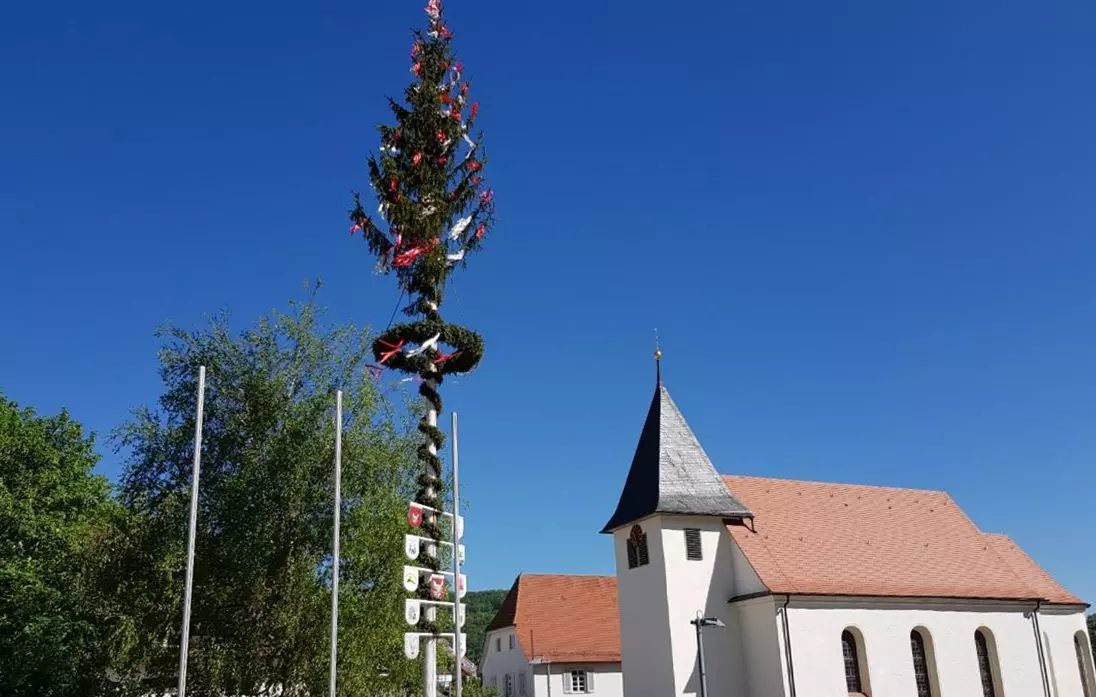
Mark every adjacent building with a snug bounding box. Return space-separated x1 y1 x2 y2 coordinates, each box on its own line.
481 574 621 697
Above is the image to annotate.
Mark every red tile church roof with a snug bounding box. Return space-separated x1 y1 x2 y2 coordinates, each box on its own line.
723 475 1084 605
487 574 621 663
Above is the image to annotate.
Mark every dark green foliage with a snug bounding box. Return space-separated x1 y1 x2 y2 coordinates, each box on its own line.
463 589 507 664
1089 613 1095 652
113 295 425 696
348 4 495 299
0 395 128 696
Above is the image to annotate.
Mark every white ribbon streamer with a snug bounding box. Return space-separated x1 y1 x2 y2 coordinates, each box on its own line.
405 333 440 357
449 216 472 240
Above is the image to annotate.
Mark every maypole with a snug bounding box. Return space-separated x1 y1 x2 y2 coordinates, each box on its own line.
348 0 493 693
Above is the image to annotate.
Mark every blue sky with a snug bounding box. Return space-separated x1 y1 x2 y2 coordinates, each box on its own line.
2 0 1094 602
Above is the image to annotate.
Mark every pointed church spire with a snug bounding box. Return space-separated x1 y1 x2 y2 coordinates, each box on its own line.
601 382 752 534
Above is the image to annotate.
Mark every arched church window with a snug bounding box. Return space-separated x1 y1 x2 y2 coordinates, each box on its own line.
841 629 867 694
1076 631 1095 697
626 525 648 569
974 628 1002 697
910 628 937 697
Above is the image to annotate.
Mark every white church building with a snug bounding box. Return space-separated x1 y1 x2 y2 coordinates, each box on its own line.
482 378 1094 697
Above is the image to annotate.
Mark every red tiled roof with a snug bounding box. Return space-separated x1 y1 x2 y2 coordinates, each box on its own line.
984 533 1084 605
487 574 620 663
724 475 1084 605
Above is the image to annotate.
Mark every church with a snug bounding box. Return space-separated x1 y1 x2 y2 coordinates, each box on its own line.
480 373 1094 697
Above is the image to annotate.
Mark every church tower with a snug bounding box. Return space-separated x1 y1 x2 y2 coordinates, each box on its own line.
602 355 754 697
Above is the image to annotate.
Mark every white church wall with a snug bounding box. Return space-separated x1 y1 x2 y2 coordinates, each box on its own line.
613 516 676 697
785 598 1077 697
735 595 786 697
659 517 748 697
1036 607 1092 697
729 534 765 597
533 663 624 697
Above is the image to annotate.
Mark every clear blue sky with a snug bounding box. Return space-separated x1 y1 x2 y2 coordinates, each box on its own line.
2 0 1094 602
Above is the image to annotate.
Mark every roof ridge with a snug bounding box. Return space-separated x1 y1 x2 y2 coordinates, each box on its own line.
722 473 950 497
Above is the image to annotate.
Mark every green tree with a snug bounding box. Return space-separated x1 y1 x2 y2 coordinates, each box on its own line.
463 589 506 664
0 395 128 696
114 295 424 696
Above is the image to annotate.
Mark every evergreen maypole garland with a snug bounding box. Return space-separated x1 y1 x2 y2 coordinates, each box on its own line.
349 0 494 635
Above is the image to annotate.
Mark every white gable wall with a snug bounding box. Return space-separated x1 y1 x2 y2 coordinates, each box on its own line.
784 597 1091 697
481 627 531 697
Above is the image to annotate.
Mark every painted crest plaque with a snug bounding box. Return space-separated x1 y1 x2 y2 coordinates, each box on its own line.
404 534 420 561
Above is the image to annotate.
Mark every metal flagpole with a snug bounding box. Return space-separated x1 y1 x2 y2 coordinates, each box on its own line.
451 412 462 697
329 390 343 697
177 365 206 697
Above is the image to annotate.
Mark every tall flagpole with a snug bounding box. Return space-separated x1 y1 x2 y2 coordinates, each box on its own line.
329 390 343 697
451 412 462 697
177 365 206 697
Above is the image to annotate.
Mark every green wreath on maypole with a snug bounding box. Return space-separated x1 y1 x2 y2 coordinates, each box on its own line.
348 0 494 633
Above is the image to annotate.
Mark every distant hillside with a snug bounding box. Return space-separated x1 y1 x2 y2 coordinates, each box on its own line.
465 589 507 664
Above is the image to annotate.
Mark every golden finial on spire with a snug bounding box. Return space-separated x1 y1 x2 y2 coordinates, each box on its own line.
654 329 662 385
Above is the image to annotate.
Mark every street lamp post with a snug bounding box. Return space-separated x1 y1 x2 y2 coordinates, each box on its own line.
690 613 725 697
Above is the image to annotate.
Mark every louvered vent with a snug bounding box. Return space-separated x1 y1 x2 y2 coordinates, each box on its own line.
685 528 702 561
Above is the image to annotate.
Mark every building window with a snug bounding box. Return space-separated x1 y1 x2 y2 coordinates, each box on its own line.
841 629 866 694
496 637 501 652
505 673 514 697
518 670 527 696
563 669 592 694
975 628 1001 697
910 629 934 697
1076 631 1095 697
684 528 702 561
626 525 648 569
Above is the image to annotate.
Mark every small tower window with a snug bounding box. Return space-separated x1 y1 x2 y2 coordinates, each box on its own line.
684 528 702 560
626 525 649 569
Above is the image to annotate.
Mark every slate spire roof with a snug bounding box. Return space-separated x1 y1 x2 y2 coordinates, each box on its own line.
601 382 752 533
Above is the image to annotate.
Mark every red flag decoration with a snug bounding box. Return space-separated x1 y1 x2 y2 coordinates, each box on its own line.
392 239 439 268
378 338 406 364
435 349 462 365
408 503 424 529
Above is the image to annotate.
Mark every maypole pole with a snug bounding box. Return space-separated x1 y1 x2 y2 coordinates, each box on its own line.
347 0 495 694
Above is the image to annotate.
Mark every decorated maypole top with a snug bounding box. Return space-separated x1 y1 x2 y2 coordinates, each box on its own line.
348 0 493 515
348 0 492 691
